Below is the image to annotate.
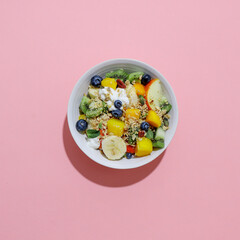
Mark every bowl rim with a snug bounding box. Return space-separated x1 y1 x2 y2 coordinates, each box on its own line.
67 58 178 169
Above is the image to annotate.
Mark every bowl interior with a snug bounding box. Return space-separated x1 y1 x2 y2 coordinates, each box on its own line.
68 59 178 169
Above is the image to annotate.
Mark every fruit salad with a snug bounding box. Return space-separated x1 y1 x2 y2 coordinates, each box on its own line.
76 69 172 160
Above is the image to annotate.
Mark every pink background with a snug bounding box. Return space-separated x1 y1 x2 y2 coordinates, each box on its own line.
1 0 240 239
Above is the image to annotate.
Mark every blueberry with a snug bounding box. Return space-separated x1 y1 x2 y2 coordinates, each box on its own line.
91 75 102 87
126 152 132 159
114 100 122 109
112 109 122 118
141 74 151 85
140 122 150 131
76 119 88 131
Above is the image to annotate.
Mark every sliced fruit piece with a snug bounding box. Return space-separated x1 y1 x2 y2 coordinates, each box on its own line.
155 127 165 141
107 119 125 137
134 83 146 96
102 136 126 160
79 114 86 120
105 69 129 82
126 84 139 106
101 78 117 90
152 140 164 148
79 96 91 114
138 95 145 105
128 72 144 83
146 110 161 127
146 129 154 140
86 107 103 118
88 88 99 98
161 103 172 113
145 79 163 110
127 145 135 154
86 129 100 138
125 109 141 119
135 137 153 157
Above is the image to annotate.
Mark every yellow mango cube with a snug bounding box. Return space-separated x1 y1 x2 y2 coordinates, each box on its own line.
135 137 153 157
133 83 145 96
107 119 125 137
146 110 161 127
101 78 117 90
125 109 141 119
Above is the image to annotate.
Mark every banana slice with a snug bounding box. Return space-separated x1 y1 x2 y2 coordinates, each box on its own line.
102 136 126 160
126 84 139 106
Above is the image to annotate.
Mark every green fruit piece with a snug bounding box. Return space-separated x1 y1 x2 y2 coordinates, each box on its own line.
146 129 154 140
127 72 144 83
161 103 172 113
85 107 103 118
155 127 165 141
80 96 91 114
105 69 129 82
86 129 100 138
152 140 164 148
139 95 145 105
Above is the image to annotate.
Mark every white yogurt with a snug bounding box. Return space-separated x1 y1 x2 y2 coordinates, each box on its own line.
99 87 129 111
99 88 108 101
86 137 100 149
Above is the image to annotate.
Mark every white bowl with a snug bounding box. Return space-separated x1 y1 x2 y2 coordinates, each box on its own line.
68 59 178 169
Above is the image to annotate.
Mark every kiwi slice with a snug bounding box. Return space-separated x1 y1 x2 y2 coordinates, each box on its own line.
152 140 164 149
161 103 172 113
86 129 100 138
86 107 103 118
127 72 144 83
146 129 154 140
80 96 91 114
105 69 129 82
138 95 145 105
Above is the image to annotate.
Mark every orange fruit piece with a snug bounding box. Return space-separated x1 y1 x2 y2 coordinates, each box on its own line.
133 83 145 96
146 110 161 128
135 137 153 157
125 109 141 119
